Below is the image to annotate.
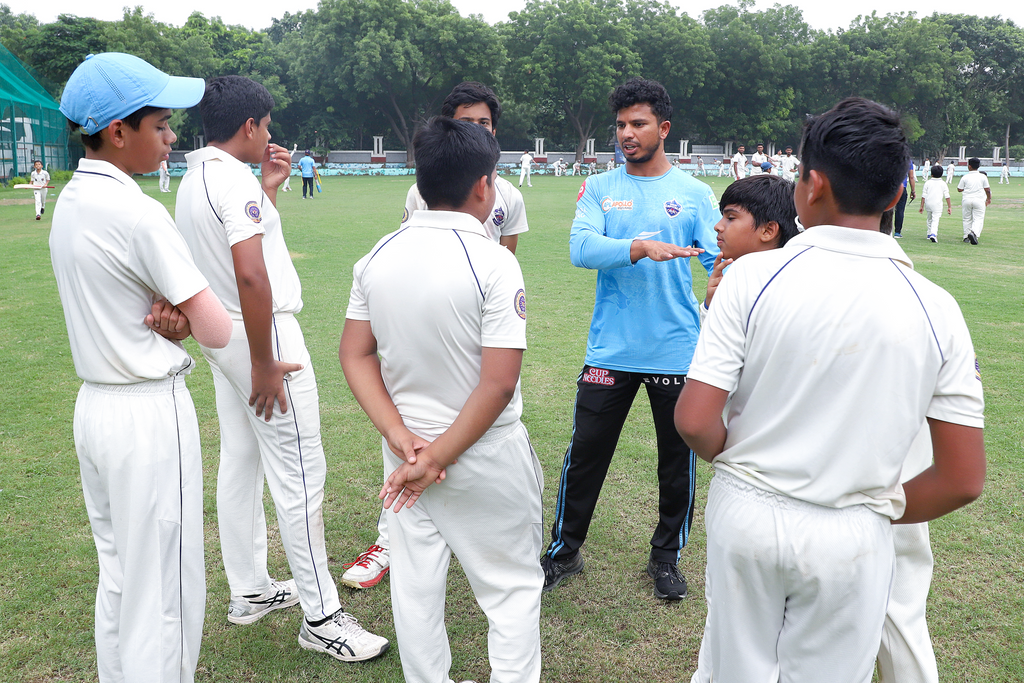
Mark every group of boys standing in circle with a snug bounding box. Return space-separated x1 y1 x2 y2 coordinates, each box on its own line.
50 49 985 683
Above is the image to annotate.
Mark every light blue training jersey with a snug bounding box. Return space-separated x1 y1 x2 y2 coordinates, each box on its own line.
299 156 316 177
570 166 720 374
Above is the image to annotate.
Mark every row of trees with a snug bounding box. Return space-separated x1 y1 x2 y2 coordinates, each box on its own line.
2 0 1023 164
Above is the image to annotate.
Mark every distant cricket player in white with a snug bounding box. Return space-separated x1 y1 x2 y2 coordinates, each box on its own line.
779 146 799 181
731 145 746 181
158 158 171 192
519 149 533 187
999 162 1010 184
750 144 767 175
946 161 956 184
30 159 50 219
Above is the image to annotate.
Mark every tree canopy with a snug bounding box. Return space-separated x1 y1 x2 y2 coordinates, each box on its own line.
3 1 1024 162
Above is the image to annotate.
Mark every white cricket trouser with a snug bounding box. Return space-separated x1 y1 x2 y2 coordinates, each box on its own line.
159 171 170 192
75 375 205 683
961 197 986 238
34 186 47 214
924 206 942 237
1000 173 1009 184
702 470 893 683
877 523 937 683
386 421 544 683
519 166 531 186
203 313 341 620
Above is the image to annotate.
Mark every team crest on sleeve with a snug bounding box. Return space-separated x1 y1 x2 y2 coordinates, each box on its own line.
514 289 527 320
245 201 262 223
664 199 681 217
492 206 505 227
577 181 587 201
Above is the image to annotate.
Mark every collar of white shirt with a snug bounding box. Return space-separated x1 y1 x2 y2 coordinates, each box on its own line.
185 145 250 169
789 225 913 268
75 158 138 188
405 209 490 240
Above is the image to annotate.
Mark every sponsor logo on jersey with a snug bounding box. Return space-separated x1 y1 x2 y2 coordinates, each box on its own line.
401 207 409 223
245 201 262 223
514 289 527 320
601 196 633 212
577 181 587 201
493 206 505 227
664 199 681 217
575 207 586 219
582 367 615 386
707 193 717 209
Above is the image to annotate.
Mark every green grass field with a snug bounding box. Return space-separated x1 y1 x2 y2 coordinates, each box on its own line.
1 170 1022 682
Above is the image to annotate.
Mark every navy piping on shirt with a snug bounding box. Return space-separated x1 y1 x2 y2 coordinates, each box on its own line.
745 246 813 333
201 162 223 224
888 258 944 362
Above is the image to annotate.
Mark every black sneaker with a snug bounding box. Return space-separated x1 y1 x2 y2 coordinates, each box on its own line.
647 559 687 601
928 234 937 242
967 232 978 245
541 552 584 592
963 236 970 243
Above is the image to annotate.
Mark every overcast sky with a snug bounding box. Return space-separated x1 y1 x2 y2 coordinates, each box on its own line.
5 0 1023 32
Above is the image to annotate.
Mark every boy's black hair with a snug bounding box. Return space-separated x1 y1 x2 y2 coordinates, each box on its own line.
199 75 275 144
414 116 500 209
719 174 800 247
799 97 909 215
609 78 672 123
440 82 501 128
69 105 163 152
968 157 980 170
931 165 944 178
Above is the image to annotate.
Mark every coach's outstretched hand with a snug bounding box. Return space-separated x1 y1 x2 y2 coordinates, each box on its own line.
630 239 704 263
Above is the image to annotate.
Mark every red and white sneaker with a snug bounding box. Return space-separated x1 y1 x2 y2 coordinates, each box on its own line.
340 544 390 589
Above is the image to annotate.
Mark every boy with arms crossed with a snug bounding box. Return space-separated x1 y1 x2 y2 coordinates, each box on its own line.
51 53 232 682
343 81 531 590
676 97 985 683
175 75 388 662
341 116 543 683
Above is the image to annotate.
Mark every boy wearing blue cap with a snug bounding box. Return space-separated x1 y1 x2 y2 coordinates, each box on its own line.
50 53 233 683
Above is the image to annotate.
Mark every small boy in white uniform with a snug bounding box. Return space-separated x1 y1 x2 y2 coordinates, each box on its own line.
676 97 985 683
30 159 50 219
919 165 951 242
347 81 531 589
957 156 991 244
51 52 233 683
341 116 543 683
999 161 1010 184
946 161 956 184
175 75 388 662
572 159 581 176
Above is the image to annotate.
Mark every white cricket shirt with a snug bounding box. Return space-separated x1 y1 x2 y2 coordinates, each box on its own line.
779 155 799 178
347 210 528 439
520 153 532 170
750 152 767 175
957 170 990 200
403 176 529 244
31 169 50 186
922 178 950 211
690 226 984 519
176 147 302 317
731 152 746 179
50 159 208 384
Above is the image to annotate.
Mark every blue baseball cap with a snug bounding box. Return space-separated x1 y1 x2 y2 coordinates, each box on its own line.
60 53 205 135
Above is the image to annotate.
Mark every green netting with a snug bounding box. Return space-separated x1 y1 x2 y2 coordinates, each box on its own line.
0 41 70 178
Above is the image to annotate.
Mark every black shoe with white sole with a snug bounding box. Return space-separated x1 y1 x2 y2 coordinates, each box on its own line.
541 552 584 592
647 559 687 601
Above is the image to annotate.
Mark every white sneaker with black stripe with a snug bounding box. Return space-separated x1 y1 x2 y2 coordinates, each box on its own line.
227 578 300 625
299 610 390 662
